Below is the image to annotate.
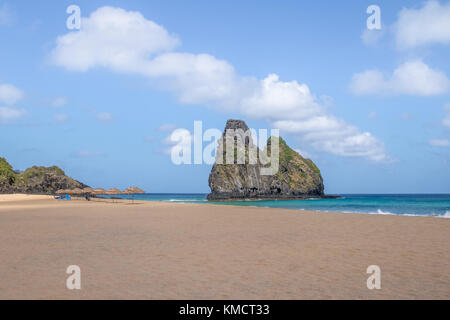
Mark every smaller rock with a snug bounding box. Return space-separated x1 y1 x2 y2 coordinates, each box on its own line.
0 157 88 194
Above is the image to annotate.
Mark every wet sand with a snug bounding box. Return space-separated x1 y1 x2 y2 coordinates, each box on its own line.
0 196 449 299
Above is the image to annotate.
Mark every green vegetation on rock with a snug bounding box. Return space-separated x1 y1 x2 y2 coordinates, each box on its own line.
16 166 65 185
0 158 16 185
268 136 322 191
0 157 87 194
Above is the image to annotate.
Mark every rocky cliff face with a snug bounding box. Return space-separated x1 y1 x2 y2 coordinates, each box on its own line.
207 119 324 200
0 158 88 194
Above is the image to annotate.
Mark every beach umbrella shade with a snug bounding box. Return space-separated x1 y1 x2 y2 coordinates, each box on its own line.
55 189 66 194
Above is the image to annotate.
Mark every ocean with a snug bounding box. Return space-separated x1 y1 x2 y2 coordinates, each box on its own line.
100 193 450 218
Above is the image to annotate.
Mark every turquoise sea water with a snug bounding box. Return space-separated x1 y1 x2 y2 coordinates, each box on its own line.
100 194 450 218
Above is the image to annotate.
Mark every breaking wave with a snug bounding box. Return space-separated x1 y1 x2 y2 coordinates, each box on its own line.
440 211 450 218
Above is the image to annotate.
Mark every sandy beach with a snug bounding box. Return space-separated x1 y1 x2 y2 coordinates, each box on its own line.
0 195 449 299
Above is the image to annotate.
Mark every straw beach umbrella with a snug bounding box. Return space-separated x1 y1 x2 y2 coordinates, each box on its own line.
124 187 134 203
67 188 84 198
107 188 122 195
124 187 145 194
93 188 106 195
83 187 95 199
106 188 122 203
124 187 145 203
82 187 95 194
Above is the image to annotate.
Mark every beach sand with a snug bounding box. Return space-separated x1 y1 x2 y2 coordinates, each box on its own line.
0 194 53 202
0 195 449 299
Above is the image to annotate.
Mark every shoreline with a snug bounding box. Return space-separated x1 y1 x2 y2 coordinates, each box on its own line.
2 193 449 218
103 195 450 219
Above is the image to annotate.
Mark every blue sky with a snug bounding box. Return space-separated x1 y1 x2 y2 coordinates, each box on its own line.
1 0 450 193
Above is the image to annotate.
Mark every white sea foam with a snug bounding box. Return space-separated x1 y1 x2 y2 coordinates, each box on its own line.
350 209 427 217
439 211 450 218
368 209 395 215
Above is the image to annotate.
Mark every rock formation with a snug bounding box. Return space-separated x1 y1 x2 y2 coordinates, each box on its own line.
0 157 88 194
207 119 325 200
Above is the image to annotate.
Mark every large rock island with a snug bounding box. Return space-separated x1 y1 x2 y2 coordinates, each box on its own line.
0 157 87 194
207 119 325 200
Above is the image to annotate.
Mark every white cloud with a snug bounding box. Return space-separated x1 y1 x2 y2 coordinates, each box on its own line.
0 82 26 123
53 113 69 123
350 60 450 96
0 3 12 25
274 116 388 162
0 107 27 123
145 52 245 107
0 83 24 105
241 74 322 120
429 139 450 147
96 112 113 122
443 104 450 128
240 75 388 162
50 6 179 72
50 6 388 162
275 116 350 133
51 97 67 107
361 28 386 47
394 0 450 49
